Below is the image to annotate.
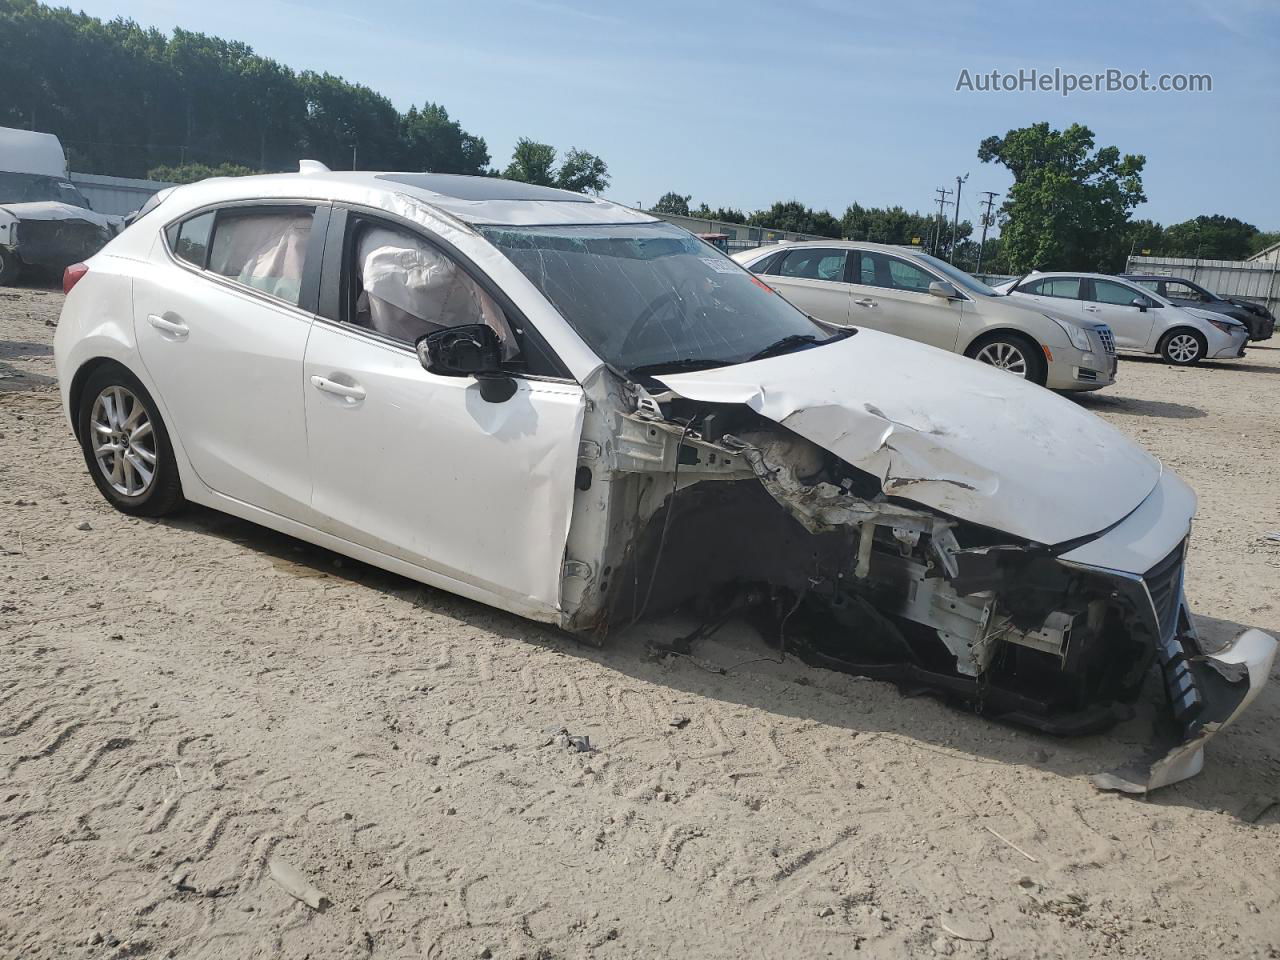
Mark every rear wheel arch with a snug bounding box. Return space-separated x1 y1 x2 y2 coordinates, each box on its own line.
68 357 126 440
76 362 184 516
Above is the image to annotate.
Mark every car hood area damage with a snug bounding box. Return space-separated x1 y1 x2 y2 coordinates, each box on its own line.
0 201 117 272
655 329 1159 547
561 332 1274 795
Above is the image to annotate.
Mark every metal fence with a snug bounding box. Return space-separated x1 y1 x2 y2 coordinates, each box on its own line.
69 173 173 217
1126 255 1280 316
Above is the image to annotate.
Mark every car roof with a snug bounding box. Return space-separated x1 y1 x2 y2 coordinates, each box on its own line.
1025 271 1141 281
738 239 929 258
154 168 657 229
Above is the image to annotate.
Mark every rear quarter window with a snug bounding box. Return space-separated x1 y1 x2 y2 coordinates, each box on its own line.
165 212 214 268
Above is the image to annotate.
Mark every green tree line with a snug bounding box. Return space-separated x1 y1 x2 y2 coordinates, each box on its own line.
652 192 974 261
655 121 1274 274
0 0 608 192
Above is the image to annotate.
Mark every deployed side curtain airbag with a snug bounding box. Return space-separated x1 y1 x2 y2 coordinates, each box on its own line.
208 210 313 305
358 226 516 357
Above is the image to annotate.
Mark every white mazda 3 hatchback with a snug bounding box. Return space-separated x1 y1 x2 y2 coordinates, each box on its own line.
54 166 1274 792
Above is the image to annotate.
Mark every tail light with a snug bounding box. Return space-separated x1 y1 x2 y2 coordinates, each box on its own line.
63 262 89 294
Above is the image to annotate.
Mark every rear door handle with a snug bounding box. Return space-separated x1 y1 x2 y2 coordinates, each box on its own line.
147 313 189 339
310 375 366 403
854 298 877 308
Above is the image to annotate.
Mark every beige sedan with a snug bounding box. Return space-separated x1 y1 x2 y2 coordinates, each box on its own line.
733 241 1116 391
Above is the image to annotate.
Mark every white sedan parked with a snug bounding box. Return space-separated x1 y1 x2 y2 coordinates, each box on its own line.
53 166 1274 792
995 272 1249 365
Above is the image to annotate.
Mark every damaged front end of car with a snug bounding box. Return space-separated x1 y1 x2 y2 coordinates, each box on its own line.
0 203 115 283
557 355 1276 794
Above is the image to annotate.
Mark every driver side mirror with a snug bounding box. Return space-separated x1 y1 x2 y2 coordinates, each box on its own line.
416 324 517 403
1130 297 1148 312
928 280 959 300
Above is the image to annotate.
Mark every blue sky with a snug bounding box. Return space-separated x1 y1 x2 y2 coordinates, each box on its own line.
71 0 1280 229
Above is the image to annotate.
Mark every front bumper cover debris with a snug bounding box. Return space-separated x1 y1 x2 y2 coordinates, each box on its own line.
1093 628 1277 793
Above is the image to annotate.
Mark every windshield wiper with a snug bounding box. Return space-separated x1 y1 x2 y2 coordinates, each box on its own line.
628 357 733 377
747 328 853 362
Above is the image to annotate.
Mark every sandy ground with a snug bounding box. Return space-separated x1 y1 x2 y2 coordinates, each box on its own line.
1 283 1278 960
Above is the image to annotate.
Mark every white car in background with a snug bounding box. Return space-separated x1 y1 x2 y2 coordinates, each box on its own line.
52 167 1273 792
733 242 1116 391
995 272 1249 366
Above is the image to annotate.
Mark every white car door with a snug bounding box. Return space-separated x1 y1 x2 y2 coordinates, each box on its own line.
1084 278 1157 350
302 212 585 616
760 247 852 325
132 202 326 521
845 250 963 351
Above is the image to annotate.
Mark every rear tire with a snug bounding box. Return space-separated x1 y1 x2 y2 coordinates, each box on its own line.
1158 329 1206 366
966 331 1047 386
0 246 20 286
77 364 185 517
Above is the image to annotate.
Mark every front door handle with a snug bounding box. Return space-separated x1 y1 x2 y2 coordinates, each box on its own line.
147 313 189 339
1084 305 1101 313
310 375 366 403
854 298 877 308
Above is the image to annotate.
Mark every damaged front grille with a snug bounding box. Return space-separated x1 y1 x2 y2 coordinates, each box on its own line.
1142 540 1203 729
1144 540 1186 642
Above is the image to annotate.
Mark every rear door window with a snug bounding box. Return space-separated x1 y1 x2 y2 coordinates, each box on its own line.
1021 277 1082 299
775 248 848 282
207 207 316 305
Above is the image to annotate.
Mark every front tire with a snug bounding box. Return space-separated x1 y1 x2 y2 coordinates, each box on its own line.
1158 329 1206 366
77 364 185 517
966 332 1047 386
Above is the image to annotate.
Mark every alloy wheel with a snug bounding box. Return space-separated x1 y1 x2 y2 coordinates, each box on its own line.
974 341 1029 377
1166 333 1201 364
90 385 157 497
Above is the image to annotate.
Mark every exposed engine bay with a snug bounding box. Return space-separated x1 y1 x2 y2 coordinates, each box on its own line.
558 367 1273 793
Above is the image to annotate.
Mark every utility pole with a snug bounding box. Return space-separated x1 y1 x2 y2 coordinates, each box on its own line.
351 142 358 170
949 174 969 264
931 187 953 256
975 191 998 276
